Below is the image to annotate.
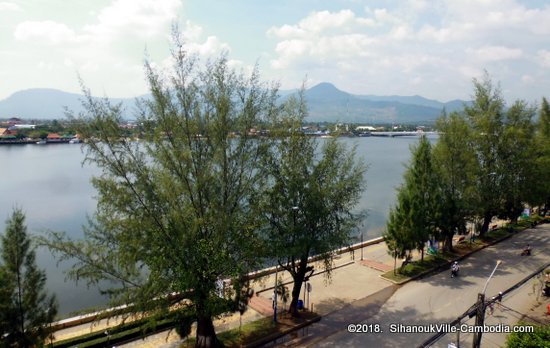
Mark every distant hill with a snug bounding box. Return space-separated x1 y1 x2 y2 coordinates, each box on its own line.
0 88 139 120
295 82 469 124
0 84 469 123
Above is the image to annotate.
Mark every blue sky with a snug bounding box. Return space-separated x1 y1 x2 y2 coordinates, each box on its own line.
1 0 550 103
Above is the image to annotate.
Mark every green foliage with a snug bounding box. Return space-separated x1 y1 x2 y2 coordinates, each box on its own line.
432 111 477 250
533 97 550 210
41 34 279 347
261 88 367 315
0 208 57 347
384 136 441 262
506 322 550 348
464 71 507 233
498 100 537 222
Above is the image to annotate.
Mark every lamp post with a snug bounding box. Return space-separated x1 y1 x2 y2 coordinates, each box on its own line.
473 260 502 348
273 266 278 323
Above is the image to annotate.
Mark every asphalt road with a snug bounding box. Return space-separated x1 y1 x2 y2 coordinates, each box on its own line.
310 224 550 347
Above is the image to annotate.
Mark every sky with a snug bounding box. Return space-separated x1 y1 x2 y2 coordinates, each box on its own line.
1 0 550 103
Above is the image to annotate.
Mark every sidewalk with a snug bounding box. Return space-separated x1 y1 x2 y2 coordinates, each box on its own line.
55 224 518 347
119 239 397 347
252 240 395 316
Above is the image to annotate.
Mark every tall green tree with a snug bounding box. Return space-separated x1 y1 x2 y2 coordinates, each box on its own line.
384 194 415 273
464 72 506 235
386 136 442 261
42 38 277 347
498 100 537 222
261 92 366 316
0 208 57 347
432 111 477 250
533 97 550 212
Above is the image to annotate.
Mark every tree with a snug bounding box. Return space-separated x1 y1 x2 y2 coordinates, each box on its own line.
533 97 550 212
384 198 415 273
464 72 506 235
498 100 537 223
505 322 550 347
432 111 477 250
42 36 278 347
261 91 366 317
0 208 57 347
385 136 441 261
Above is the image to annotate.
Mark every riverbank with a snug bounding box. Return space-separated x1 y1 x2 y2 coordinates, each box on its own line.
47 217 549 347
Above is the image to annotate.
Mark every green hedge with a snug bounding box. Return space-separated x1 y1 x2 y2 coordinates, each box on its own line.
53 316 178 348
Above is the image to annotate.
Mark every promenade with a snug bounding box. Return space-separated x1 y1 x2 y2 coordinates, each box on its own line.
51 238 398 347
51 222 549 347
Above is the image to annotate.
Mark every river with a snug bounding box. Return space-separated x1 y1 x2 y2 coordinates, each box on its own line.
0 135 432 315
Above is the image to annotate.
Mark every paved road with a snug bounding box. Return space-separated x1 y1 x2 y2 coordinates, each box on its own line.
306 225 550 347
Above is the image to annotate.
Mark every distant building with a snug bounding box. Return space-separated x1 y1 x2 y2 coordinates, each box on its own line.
1 128 17 136
11 124 36 129
355 126 377 131
46 133 62 142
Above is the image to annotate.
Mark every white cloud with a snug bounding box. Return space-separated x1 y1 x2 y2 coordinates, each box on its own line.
185 36 230 57
14 21 78 45
268 9 370 39
468 46 523 62
266 2 550 101
82 0 181 43
0 2 21 11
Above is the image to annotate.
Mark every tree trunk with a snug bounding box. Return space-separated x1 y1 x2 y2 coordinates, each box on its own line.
288 257 308 317
480 212 492 236
196 316 222 348
445 233 454 252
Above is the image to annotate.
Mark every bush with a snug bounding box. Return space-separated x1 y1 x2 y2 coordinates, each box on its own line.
506 322 550 348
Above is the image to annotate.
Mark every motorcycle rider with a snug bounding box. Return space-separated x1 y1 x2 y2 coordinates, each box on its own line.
451 261 460 277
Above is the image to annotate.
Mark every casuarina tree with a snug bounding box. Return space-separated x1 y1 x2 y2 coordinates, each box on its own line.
385 136 442 261
0 208 57 347
42 33 277 347
261 90 366 317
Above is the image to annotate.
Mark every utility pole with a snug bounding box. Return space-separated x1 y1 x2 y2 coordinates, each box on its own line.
473 260 501 348
472 293 485 348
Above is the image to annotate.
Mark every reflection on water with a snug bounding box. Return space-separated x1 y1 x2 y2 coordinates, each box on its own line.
0 136 430 315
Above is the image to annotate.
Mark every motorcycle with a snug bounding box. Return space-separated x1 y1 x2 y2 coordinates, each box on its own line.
451 265 459 278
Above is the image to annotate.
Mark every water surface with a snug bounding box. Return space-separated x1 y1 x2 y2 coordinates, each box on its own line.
0 136 429 314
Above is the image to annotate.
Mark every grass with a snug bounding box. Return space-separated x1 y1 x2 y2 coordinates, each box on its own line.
380 221 530 283
179 312 319 348
382 254 450 282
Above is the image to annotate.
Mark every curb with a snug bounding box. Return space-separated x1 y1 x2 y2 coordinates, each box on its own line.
244 314 322 348
379 226 528 286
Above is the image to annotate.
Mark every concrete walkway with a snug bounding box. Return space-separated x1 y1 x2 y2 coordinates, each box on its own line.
119 240 398 348
52 219 527 347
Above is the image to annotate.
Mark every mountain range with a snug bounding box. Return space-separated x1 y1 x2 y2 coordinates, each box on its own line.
0 83 468 124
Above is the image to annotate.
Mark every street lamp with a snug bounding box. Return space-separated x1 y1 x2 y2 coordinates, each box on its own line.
473 260 502 348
